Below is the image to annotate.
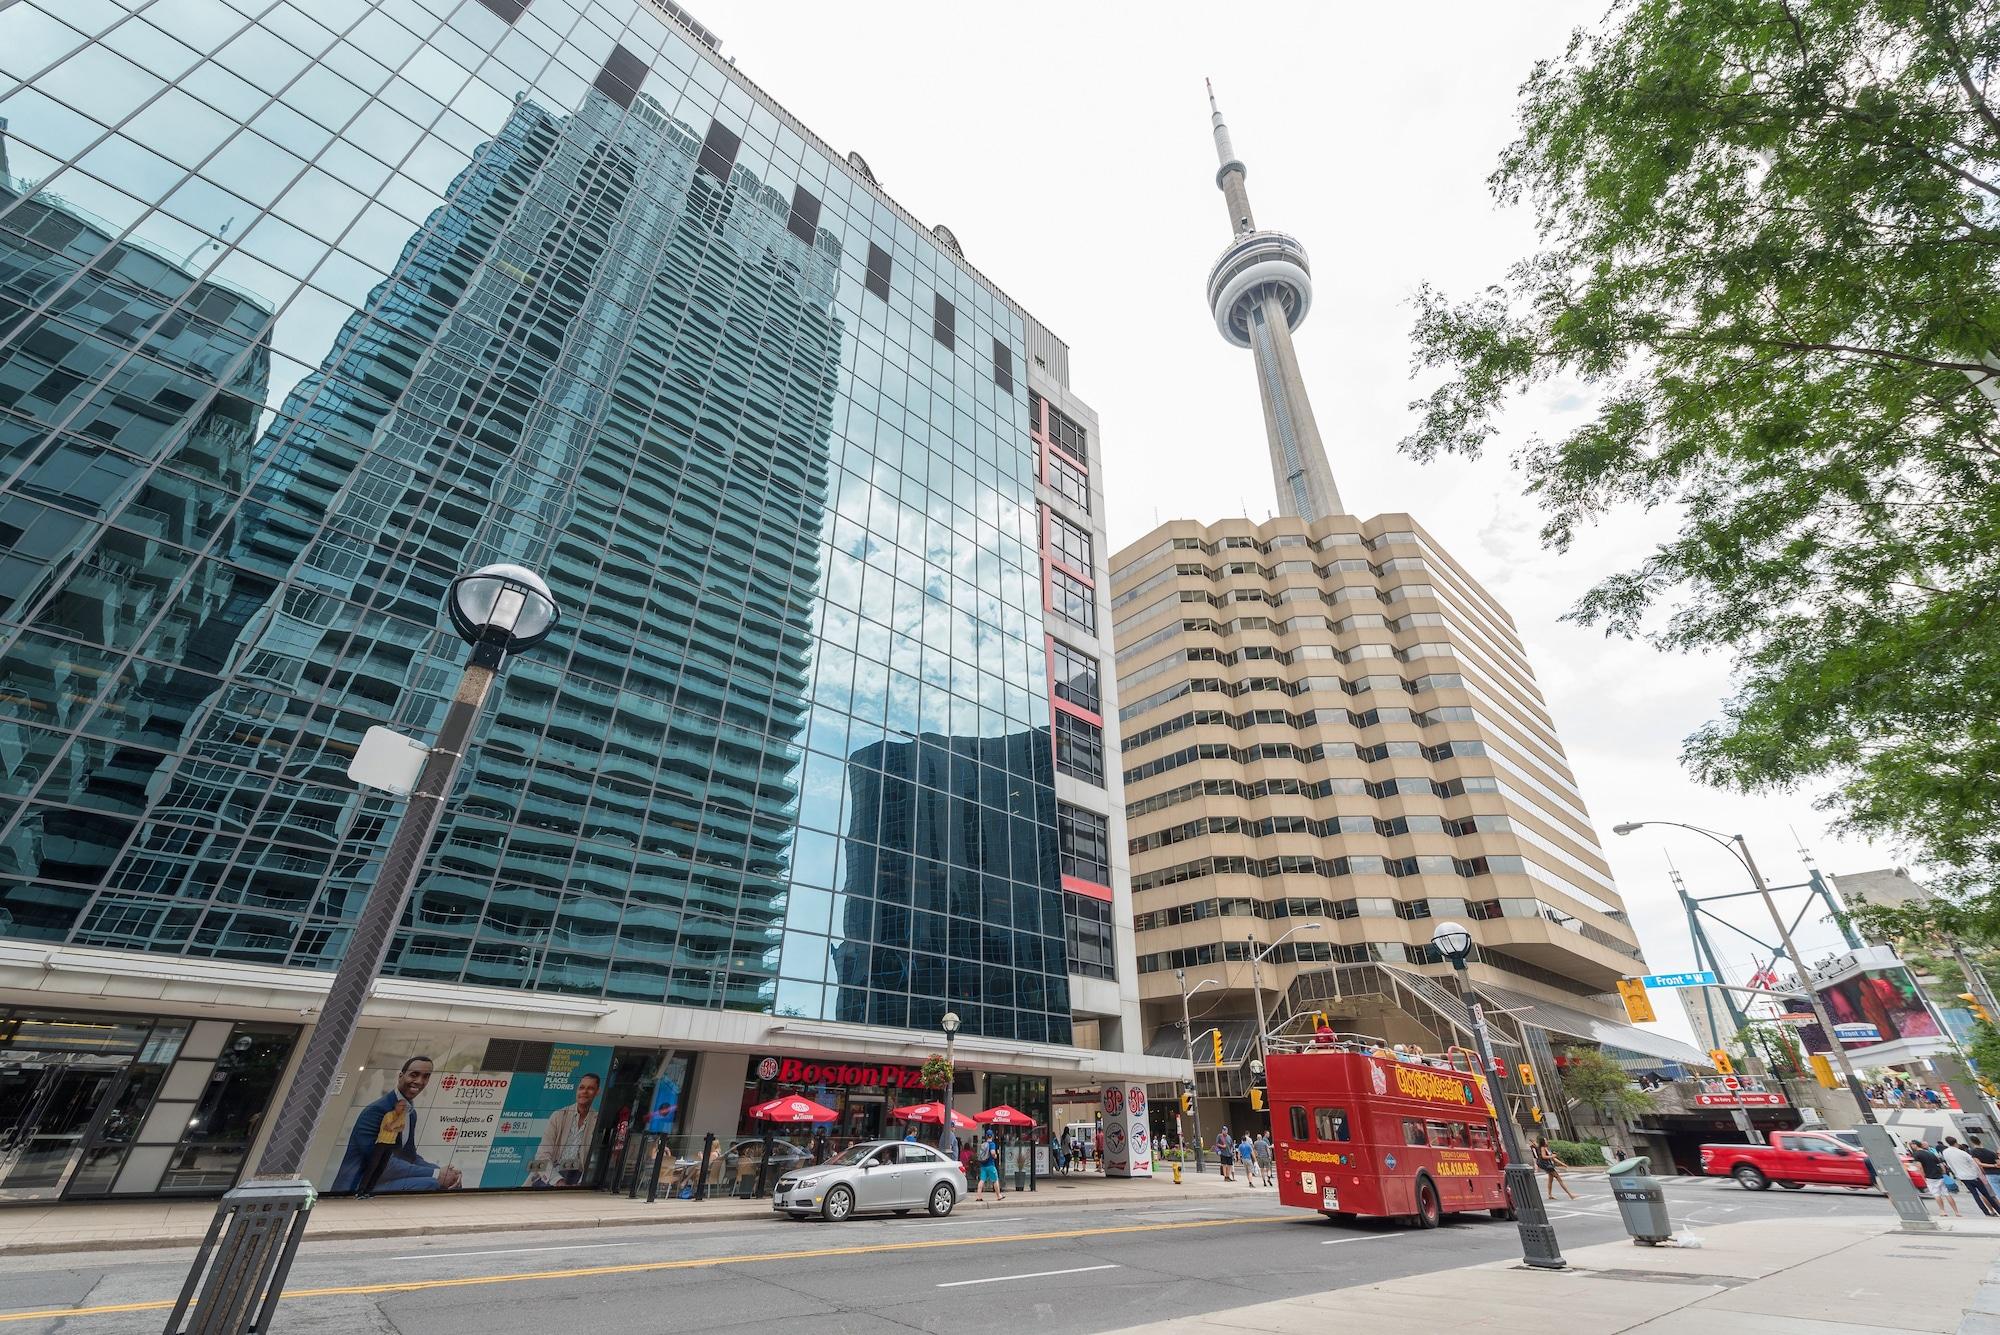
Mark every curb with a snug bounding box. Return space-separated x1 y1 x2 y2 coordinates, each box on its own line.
0 1183 1256 1258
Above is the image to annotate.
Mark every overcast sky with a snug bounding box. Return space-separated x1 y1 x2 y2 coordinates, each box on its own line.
699 0 1903 1044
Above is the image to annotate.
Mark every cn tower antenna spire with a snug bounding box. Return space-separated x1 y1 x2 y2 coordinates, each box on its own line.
1202 84 1343 520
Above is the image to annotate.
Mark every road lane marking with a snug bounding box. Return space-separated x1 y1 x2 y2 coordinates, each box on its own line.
937 1264 1119 1288
1320 1234 1401 1246
389 1244 633 1261
0 1215 1278 1324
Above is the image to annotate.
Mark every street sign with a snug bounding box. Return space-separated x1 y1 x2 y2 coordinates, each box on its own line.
347 725 428 796
1833 1022 1882 1042
1696 1092 1788 1108
1638 971 1719 989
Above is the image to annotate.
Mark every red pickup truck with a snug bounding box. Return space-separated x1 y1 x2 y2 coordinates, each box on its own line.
1700 1129 1924 1192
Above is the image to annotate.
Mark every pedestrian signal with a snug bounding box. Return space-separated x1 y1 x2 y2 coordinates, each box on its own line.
1211 1030 1224 1065
1517 1062 1535 1086
1179 1093 1191 1113
1250 1087 1265 1111
1708 1049 1735 1075
1529 1105 1544 1123
1809 1053 1838 1088
1616 978 1656 1024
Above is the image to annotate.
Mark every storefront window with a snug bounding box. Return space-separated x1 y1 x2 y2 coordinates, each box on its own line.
160 1024 296 1193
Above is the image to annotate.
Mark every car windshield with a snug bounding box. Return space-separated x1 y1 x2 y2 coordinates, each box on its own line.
825 1144 879 1167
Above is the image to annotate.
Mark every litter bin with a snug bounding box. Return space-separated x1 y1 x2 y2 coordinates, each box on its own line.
1608 1155 1672 1245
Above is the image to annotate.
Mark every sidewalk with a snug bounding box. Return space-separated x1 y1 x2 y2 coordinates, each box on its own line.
0 1165 1250 1257
1106 1214 2000 1334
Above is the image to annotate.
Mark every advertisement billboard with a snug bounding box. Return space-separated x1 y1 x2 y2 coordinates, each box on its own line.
1794 967 1942 1055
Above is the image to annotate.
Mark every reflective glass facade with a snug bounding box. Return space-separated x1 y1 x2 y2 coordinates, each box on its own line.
0 0 1067 1043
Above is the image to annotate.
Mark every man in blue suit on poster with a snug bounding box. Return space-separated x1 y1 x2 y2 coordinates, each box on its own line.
333 1055 464 1193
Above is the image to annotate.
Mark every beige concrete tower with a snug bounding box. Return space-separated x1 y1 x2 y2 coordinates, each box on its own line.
1204 84 1342 521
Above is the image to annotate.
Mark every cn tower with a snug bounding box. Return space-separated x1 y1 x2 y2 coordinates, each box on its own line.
1204 82 1343 520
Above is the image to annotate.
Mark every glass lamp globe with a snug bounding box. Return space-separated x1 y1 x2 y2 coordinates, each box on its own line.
448 563 559 649
1430 920 1474 963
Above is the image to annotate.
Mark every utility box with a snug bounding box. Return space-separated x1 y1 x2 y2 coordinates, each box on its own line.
1608 1155 1673 1245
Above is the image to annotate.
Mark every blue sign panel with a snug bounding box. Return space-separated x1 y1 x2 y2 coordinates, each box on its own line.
1639 971 1720 989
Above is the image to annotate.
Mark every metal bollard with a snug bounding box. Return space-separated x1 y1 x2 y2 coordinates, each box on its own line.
692 1132 715 1200
627 1134 647 1199
646 1137 667 1204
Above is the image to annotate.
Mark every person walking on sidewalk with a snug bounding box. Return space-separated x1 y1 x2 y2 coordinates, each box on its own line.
1533 1136 1577 1201
1214 1126 1235 1182
1910 1139 1959 1217
1945 1138 1998 1216
1239 1132 1256 1187
1254 1132 1274 1186
974 1130 1003 1202
1967 1132 2000 1203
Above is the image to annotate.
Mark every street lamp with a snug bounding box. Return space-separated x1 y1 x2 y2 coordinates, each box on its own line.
1177 970 1222 1171
168 564 559 1335
939 1011 962 1151
1249 922 1322 1070
1429 920 1566 1270
1611 820 1934 1229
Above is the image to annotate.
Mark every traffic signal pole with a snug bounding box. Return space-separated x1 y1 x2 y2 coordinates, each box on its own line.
1177 969 1206 1175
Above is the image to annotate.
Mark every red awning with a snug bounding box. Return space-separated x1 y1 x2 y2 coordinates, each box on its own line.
973 1105 1039 1128
746 1095 838 1124
890 1100 978 1130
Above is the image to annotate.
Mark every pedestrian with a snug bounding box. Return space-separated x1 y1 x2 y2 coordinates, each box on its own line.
1215 1126 1235 1182
1255 1132 1274 1186
1910 1138 1957 1217
1945 1138 1999 1216
975 1130 1003 1202
1967 1133 1999 1197
1239 1132 1256 1186
1533 1136 1577 1201
354 1095 409 1199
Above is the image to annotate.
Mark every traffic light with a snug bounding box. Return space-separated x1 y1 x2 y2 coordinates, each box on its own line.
1179 1093 1191 1114
1809 1053 1838 1088
1250 1087 1265 1111
1517 1062 1535 1086
1211 1030 1224 1065
1709 1049 1735 1075
1616 978 1656 1024
1960 993 1994 1024
1314 1011 1329 1030
1530 1105 1544 1123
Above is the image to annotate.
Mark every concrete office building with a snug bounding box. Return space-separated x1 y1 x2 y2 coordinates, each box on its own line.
0 0 1170 1205
1113 90 1694 1146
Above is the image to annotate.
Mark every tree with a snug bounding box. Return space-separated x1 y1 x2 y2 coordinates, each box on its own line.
1405 0 2000 913
1560 1046 1655 1134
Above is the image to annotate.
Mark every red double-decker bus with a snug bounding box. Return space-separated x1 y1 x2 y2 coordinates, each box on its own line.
1267 1038 1512 1228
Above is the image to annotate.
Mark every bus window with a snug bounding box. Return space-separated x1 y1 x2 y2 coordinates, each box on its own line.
1314 1108 1350 1142
1427 1120 1464 1148
1290 1106 1309 1140
1402 1118 1429 1146
1468 1124 1495 1152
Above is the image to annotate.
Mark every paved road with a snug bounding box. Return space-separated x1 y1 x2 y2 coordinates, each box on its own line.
0 1177 1905 1335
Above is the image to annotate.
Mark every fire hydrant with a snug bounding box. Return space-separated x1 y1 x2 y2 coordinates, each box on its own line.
1172 1158 1182 1184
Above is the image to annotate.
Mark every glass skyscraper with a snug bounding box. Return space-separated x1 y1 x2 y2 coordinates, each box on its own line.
0 0 1162 1202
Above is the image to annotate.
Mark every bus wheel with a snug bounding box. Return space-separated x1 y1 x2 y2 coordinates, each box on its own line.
1489 1206 1515 1221
1321 1210 1354 1224
1414 1177 1442 1229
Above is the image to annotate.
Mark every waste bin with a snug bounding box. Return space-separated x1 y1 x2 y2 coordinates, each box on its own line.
1608 1155 1672 1245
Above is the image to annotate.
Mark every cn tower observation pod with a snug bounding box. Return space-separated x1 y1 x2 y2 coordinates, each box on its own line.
1206 228 1313 349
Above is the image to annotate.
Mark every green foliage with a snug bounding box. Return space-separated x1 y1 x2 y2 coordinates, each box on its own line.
1734 1021 1804 1078
1560 1046 1656 1121
1405 0 2000 910
1548 1137 1609 1167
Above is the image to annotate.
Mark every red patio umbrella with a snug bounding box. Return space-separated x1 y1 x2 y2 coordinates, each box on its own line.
747 1095 838 1124
973 1105 1039 1128
890 1100 978 1130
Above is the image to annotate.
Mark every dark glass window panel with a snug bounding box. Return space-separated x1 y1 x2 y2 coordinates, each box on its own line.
697 118 740 181
476 0 531 20
1057 803 1108 885
1049 567 1095 632
932 294 954 350
593 44 649 110
786 185 821 244
1048 404 1088 463
865 243 891 300
1049 451 1089 512
992 339 1012 393
1048 509 1092 573
1053 711 1102 785
1050 640 1099 714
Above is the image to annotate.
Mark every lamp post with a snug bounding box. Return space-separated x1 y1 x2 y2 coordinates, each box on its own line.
1248 922 1322 1071
167 565 559 1335
1429 920 1566 1269
1177 971 1221 1172
1611 820 1935 1230
939 1011 961 1153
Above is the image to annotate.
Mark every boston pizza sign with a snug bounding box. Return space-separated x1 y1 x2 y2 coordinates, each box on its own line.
755 1054 928 1090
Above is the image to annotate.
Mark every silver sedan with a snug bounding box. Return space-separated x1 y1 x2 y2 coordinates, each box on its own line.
772 1139 961 1221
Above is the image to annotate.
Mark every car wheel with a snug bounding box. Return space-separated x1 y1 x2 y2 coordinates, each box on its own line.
1733 1166 1770 1191
822 1184 854 1222
1414 1177 1442 1229
928 1182 956 1217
